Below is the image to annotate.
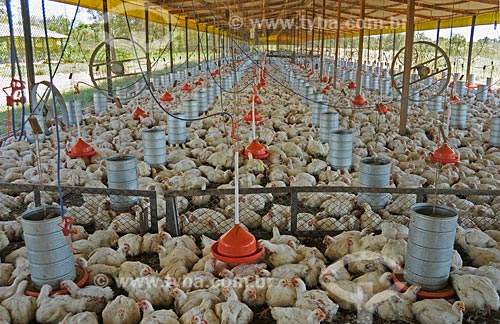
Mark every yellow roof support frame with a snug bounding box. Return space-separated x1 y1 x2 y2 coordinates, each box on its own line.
53 0 228 36
53 0 499 42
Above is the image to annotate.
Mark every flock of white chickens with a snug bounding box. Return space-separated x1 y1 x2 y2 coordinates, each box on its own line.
0 54 499 323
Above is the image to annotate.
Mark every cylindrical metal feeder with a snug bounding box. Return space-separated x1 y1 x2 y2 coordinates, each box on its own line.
467 74 475 86
357 157 391 211
22 206 76 289
196 90 208 113
454 81 466 97
319 111 339 143
427 96 444 113
489 116 500 148
206 85 215 104
152 74 162 89
476 85 488 102
183 99 199 125
167 113 187 144
404 203 458 291
106 154 139 211
312 101 328 127
93 92 107 115
328 129 353 170
449 103 468 129
115 87 130 105
142 128 167 167
66 100 82 126
380 79 391 96
370 76 380 91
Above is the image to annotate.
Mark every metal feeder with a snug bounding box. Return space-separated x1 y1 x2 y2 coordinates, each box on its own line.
429 126 458 164
212 150 264 263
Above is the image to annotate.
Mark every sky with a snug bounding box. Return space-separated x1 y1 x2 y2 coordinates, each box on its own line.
12 1 500 41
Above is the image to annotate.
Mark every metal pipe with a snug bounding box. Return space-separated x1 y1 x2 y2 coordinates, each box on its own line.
311 0 316 65
196 22 201 70
399 0 415 135
355 0 366 96
392 29 396 63
466 15 476 85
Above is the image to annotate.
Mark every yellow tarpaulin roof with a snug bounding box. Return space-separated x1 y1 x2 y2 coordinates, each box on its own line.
52 0 500 42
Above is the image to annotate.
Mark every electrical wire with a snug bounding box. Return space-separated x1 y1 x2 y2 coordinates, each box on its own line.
121 0 235 125
42 0 65 216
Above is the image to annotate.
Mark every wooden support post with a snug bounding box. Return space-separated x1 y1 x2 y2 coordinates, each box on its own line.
435 20 441 71
333 0 341 88
168 13 174 73
185 18 189 75
378 30 383 64
318 0 326 80
355 0 366 96
466 15 476 85
366 29 371 64
145 3 151 85
20 0 35 97
392 29 396 64
102 0 113 97
399 0 415 135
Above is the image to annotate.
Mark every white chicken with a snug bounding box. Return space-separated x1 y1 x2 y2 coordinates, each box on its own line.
412 299 465 324
271 307 326 324
102 295 141 324
293 276 339 321
451 273 500 311
87 244 130 267
258 240 300 267
0 280 36 324
214 287 253 324
136 298 180 324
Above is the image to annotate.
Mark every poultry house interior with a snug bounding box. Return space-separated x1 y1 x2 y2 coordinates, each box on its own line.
1 0 500 323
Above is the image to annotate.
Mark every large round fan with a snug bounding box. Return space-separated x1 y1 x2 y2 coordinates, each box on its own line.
89 37 148 101
30 81 68 135
391 41 451 101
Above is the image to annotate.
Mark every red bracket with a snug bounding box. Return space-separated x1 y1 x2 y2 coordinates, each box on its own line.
2 78 26 107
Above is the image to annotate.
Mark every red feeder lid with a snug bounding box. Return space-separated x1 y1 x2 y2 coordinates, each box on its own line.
488 88 493 93
243 139 269 159
430 144 459 164
211 70 219 77
160 91 174 102
243 109 263 122
348 81 356 89
195 78 203 85
181 83 192 91
259 78 266 86
307 70 313 77
449 95 461 103
448 81 455 88
68 138 96 158
211 224 263 263
321 76 328 83
352 95 367 106
299 64 305 70
133 107 149 120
